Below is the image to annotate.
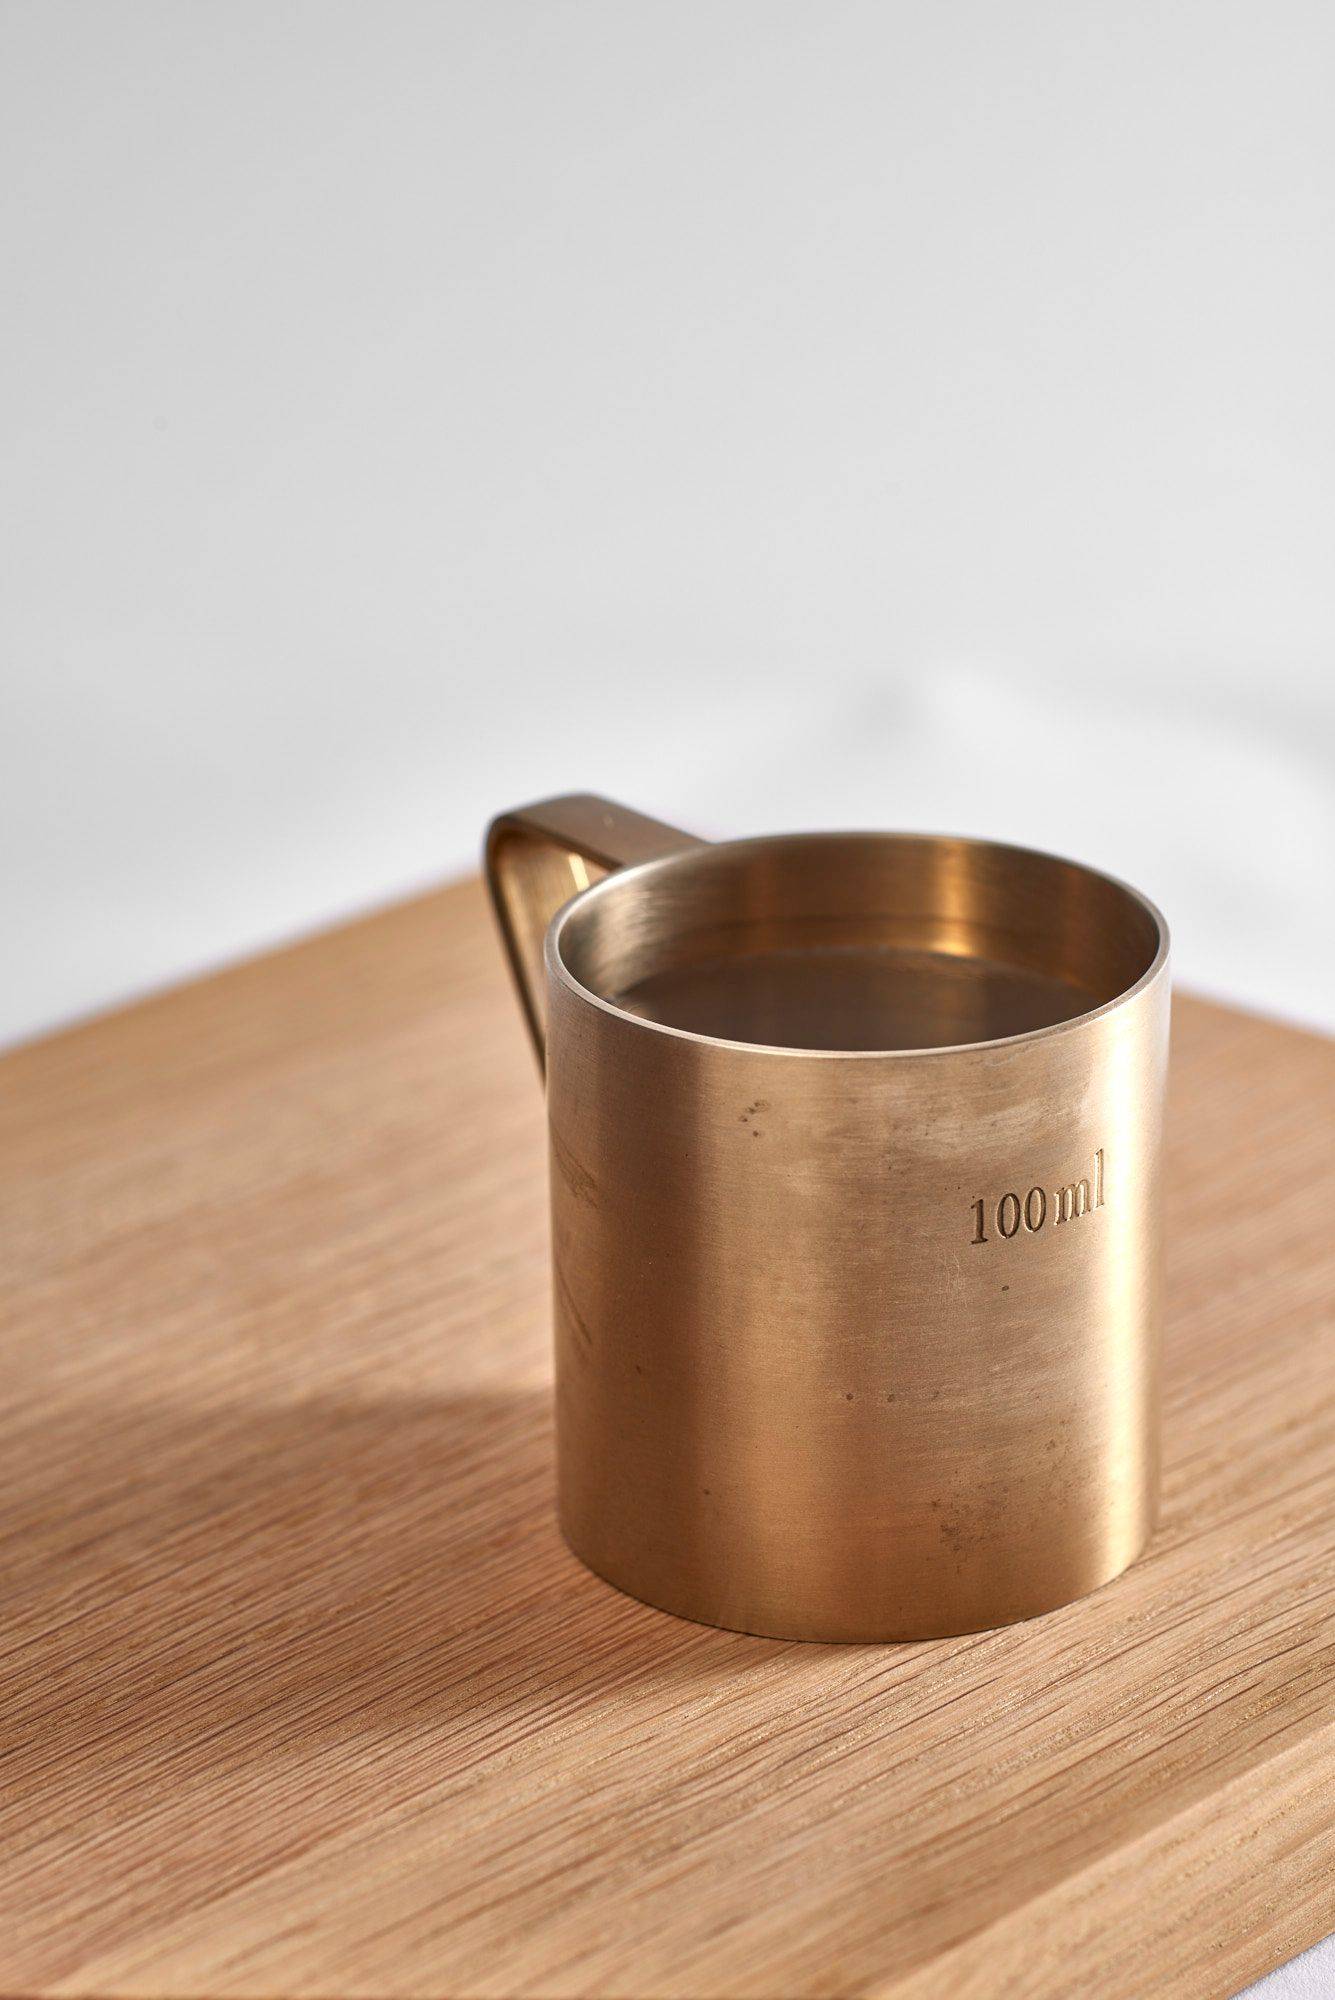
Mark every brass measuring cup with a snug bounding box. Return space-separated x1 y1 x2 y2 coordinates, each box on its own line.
486 795 1169 1641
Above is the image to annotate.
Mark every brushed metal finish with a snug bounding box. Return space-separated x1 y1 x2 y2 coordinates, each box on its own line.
485 795 1170 1641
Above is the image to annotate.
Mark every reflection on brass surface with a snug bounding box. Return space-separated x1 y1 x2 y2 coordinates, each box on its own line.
485 795 1171 1642
613 946 1103 1050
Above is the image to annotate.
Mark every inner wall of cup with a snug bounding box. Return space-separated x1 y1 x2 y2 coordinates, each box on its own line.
555 834 1163 1053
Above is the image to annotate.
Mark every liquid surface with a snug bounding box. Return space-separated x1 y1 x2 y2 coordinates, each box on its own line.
611 946 1103 1051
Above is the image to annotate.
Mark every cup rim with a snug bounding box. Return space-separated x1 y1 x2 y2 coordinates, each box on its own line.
545 828 1170 1063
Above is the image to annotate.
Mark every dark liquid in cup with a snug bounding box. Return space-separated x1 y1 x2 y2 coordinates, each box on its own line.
611 946 1102 1052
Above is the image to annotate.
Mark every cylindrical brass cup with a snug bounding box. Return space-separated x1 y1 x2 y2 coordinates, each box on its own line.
486 795 1169 1642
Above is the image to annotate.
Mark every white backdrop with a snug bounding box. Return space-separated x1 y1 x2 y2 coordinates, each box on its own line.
2 10 1333 1985
2 1 1333 1055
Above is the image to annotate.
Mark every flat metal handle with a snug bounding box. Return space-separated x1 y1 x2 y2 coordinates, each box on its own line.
484 793 703 1073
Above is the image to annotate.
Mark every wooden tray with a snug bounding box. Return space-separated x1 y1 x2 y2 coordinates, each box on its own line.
3 879 1333 2000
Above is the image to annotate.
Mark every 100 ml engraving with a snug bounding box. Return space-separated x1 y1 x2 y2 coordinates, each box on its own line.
971 1148 1105 1244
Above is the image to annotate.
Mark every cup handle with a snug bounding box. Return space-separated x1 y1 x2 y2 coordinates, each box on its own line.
484 793 704 1073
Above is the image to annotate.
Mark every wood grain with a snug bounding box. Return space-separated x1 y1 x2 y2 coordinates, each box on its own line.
2 877 1333 2000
